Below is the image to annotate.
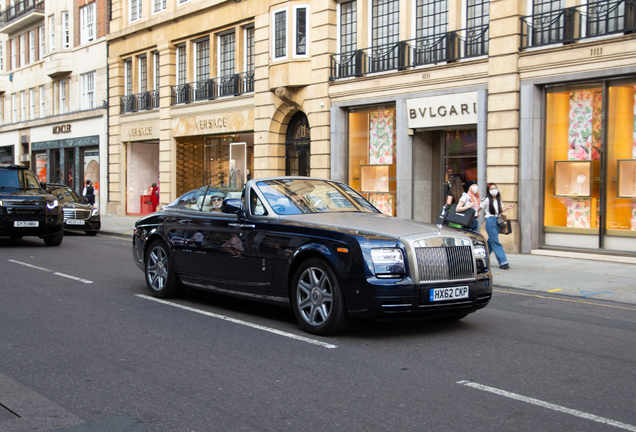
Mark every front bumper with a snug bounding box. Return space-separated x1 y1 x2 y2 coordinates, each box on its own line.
0 211 64 238
344 275 493 320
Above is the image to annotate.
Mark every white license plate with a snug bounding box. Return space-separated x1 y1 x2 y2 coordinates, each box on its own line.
14 221 38 227
430 286 469 302
66 219 85 225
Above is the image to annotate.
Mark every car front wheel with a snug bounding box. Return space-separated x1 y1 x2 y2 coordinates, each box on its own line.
43 229 64 246
145 240 183 298
291 258 351 336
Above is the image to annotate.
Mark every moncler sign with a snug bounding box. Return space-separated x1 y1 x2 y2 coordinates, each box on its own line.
406 92 478 129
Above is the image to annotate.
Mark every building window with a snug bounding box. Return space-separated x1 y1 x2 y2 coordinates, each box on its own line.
245 26 255 72
177 45 186 85
131 0 142 21
39 25 45 59
29 30 35 63
12 93 16 123
11 38 16 70
154 52 160 90
19 34 25 67
348 107 397 216
0 42 3 72
139 56 147 92
466 0 489 55
178 0 191 5
29 88 35 120
125 59 133 95
62 12 70 49
81 71 95 110
49 15 55 52
219 32 235 77
20 91 25 121
80 3 95 44
196 38 209 81
415 0 448 63
293 5 309 57
339 1 357 54
153 0 167 13
372 0 399 48
273 9 287 60
59 80 67 114
39 85 45 118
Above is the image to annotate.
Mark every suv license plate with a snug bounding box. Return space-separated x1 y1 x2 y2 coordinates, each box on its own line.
66 219 85 225
430 286 469 302
14 221 39 227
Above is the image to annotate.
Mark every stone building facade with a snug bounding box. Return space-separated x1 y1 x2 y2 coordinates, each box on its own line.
106 0 636 256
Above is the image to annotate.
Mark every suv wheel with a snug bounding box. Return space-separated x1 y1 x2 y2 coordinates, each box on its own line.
43 229 64 246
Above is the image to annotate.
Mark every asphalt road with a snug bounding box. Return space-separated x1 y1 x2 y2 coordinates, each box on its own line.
1 233 635 432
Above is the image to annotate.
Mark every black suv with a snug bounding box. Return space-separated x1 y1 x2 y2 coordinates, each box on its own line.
0 164 64 246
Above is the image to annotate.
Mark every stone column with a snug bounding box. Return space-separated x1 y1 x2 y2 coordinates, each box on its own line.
486 0 521 253
107 56 125 216
157 42 176 204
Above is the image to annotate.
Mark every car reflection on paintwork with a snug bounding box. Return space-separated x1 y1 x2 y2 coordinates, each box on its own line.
132 177 492 335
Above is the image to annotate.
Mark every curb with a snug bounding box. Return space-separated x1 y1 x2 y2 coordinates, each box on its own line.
494 284 636 307
98 230 133 239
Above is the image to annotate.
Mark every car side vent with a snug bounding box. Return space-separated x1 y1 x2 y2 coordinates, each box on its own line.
415 246 474 282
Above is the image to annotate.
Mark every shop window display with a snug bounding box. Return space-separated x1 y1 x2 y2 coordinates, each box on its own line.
348 108 396 216
176 133 254 197
544 81 636 248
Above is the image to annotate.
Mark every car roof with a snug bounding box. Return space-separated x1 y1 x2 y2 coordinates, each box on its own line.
0 164 28 170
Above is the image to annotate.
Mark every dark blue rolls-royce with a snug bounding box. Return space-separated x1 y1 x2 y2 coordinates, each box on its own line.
132 177 492 335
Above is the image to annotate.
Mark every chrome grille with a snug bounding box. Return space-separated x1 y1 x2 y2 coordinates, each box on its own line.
415 246 474 282
63 208 91 220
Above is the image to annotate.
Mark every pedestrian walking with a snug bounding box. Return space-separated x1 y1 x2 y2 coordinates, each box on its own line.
481 182 514 269
456 180 481 232
83 180 95 206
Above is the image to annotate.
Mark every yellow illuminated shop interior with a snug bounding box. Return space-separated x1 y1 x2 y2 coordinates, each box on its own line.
544 83 636 242
348 107 397 216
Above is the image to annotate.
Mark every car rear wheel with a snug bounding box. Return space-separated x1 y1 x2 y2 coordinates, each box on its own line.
145 240 183 298
291 258 351 336
43 229 64 246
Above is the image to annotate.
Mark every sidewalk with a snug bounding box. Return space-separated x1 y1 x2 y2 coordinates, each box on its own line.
100 215 636 306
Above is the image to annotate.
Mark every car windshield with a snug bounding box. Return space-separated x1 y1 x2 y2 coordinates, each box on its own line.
0 169 40 190
256 179 379 215
48 186 81 203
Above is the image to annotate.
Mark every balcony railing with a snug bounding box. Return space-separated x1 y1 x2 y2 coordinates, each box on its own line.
120 90 160 114
0 0 44 28
170 72 255 105
520 0 636 49
330 25 489 81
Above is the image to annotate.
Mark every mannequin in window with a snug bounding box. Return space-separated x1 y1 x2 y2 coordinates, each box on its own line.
229 159 240 188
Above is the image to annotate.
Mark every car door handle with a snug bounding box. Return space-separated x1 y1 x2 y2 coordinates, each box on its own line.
229 223 255 229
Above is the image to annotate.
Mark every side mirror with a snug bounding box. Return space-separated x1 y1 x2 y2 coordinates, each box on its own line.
40 182 47 190
82 196 89 204
221 198 244 215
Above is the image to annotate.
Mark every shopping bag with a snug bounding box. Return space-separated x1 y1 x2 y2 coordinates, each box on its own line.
445 205 475 229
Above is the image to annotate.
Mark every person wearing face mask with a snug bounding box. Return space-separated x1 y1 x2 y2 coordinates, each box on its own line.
480 182 514 269
456 180 481 232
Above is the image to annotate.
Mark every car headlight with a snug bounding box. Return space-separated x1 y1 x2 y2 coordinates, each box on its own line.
473 240 489 273
46 199 58 209
371 248 405 278
91 207 99 217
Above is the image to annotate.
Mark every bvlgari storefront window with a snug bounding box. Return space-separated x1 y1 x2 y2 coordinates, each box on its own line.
176 133 254 197
348 107 397 216
544 80 636 252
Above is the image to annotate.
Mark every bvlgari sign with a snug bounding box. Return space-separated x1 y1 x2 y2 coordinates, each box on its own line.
406 92 478 129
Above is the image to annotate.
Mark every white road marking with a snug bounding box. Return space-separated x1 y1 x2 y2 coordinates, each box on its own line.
457 380 636 431
8 260 93 284
135 294 339 349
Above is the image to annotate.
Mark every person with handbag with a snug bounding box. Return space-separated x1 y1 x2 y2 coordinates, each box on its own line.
456 180 481 232
442 177 465 228
480 182 514 269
